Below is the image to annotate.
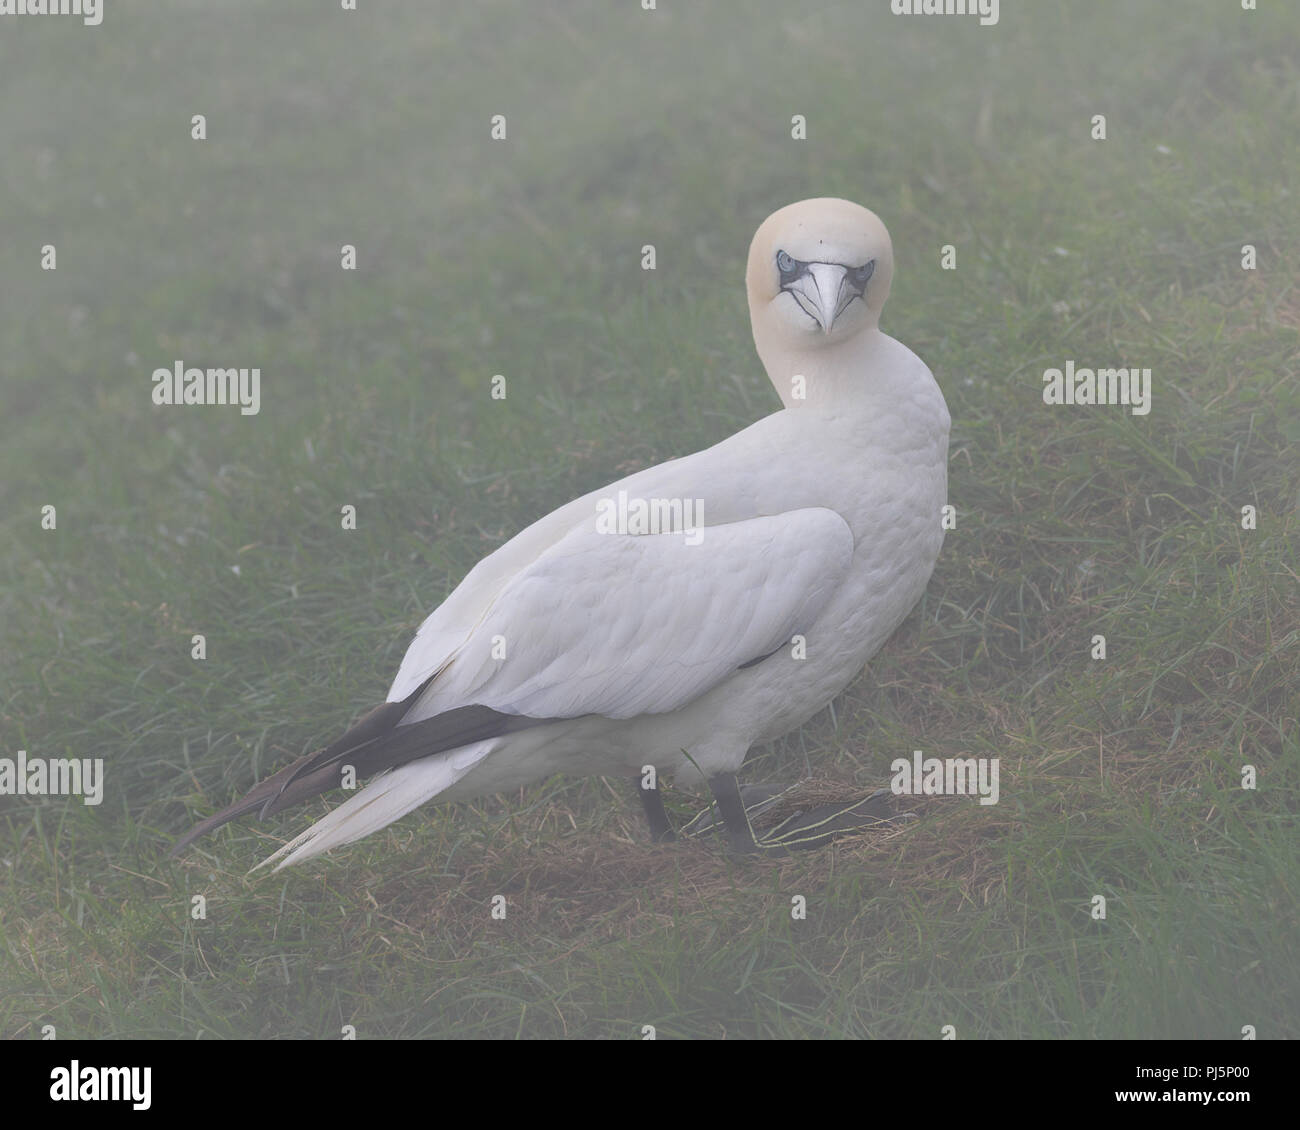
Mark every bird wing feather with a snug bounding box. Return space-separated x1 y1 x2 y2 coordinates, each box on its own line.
399 506 855 723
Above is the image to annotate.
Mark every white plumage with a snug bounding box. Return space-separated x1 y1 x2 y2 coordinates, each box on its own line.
179 198 950 870
397 509 854 720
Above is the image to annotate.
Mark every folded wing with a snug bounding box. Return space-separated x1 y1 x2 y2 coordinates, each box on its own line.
399 506 855 721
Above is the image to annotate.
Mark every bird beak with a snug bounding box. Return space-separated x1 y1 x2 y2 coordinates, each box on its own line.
786 263 858 333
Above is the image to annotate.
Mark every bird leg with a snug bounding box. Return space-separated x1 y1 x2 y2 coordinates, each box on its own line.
706 771 769 854
634 775 676 842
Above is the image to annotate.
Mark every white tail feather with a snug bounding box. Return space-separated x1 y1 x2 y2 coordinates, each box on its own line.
252 739 498 872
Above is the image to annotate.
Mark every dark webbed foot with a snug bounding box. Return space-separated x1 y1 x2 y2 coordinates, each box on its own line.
758 787 910 850
685 780 914 853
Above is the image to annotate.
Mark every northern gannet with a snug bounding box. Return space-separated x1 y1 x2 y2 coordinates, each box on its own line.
173 198 951 869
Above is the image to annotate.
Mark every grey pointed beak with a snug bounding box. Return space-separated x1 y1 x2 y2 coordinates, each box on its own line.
786 262 857 333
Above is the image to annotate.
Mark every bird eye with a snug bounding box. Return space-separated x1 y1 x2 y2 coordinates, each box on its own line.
852 260 876 286
776 249 796 275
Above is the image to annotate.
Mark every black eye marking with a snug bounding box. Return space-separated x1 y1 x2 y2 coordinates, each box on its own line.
777 252 874 293
776 254 874 328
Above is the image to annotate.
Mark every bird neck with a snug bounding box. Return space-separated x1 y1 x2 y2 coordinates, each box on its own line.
760 327 889 411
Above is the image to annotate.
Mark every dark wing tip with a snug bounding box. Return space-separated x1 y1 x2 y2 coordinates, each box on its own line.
169 685 534 857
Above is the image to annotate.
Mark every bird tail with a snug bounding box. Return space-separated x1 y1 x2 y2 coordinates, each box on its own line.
171 680 536 858
252 739 498 872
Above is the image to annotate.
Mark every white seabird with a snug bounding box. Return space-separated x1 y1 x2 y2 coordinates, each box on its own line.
174 198 951 869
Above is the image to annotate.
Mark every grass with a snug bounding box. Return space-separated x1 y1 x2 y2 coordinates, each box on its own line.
1 0 1297 1039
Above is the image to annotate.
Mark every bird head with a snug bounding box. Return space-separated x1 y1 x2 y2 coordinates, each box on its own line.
746 198 894 350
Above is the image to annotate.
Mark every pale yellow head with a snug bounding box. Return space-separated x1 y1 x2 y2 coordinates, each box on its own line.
745 198 894 356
